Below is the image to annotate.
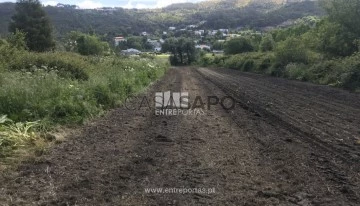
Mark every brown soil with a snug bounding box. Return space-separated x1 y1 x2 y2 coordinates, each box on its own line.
1 67 359 205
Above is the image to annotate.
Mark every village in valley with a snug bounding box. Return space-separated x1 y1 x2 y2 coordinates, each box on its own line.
114 24 255 55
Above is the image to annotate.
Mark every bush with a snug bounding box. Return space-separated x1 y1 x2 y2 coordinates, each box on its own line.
259 34 275 52
259 57 272 71
224 52 274 73
224 37 254 55
76 34 110 56
285 63 308 81
8 52 90 80
307 53 360 90
275 37 309 66
331 53 360 90
243 60 255 71
315 20 358 57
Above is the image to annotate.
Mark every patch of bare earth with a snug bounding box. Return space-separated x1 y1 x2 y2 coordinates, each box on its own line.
0 67 359 205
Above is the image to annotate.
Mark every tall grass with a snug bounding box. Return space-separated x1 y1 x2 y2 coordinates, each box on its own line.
0 51 168 158
199 51 360 91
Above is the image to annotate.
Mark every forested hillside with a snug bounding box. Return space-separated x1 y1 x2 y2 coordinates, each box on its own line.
0 0 323 38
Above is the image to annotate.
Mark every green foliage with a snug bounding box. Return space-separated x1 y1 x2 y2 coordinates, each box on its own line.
314 20 358 57
223 52 274 73
308 53 360 91
272 24 312 42
0 51 168 125
0 1 324 37
77 34 109 56
8 52 89 80
191 1 360 92
259 34 275 52
162 37 196 65
6 29 27 50
321 0 360 36
65 31 109 56
285 63 309 81
224 37 254 55
116 36 153 51
9 0 55 52
275 37 309 66
212 41 225 50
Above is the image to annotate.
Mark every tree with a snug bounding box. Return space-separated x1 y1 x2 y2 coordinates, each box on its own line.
64 31 109 56
275 37 309 66
318 0 360 56
9 0 55 52
212 41 224 50
224 37 254 55
315 20 358 57
183 38 196 65
259 34 275 52
162 37 196 65
321 0 360 36
77 34 109 56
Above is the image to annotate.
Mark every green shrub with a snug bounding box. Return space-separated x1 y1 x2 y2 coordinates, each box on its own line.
243 60 255 71
340 53 360 90
307 53 360 90
198 55 214 67
224 52 274 73
275 37 309 66
259 34 275 52
8 52 89 80
224 37 254 55
258 57 272 71
268 63 285 77
285 63 309 81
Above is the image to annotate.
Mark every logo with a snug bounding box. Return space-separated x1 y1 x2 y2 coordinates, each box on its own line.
155 91 204 116
124 91 236 116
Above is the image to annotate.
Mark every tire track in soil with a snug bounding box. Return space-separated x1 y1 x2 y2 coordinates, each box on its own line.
198 68 360 146
196 68 360 165
0 67 359 205
197 67 360 204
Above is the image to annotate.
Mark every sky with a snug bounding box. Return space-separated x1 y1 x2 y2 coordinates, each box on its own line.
0 0 207 9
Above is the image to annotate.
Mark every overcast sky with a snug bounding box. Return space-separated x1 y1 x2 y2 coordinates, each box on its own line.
0 0 206 9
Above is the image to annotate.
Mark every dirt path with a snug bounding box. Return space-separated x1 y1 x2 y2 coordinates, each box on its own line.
1 67 359 205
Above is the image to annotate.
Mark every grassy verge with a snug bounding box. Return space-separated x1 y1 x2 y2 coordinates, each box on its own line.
0 50 169 161
198 52 360 92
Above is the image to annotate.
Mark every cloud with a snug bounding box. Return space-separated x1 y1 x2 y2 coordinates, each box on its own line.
43 1 58 6
120 0 205 9
154 0 188 8
78 0 103 9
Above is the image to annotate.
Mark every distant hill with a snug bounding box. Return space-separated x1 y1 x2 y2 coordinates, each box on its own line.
0 0 323 39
